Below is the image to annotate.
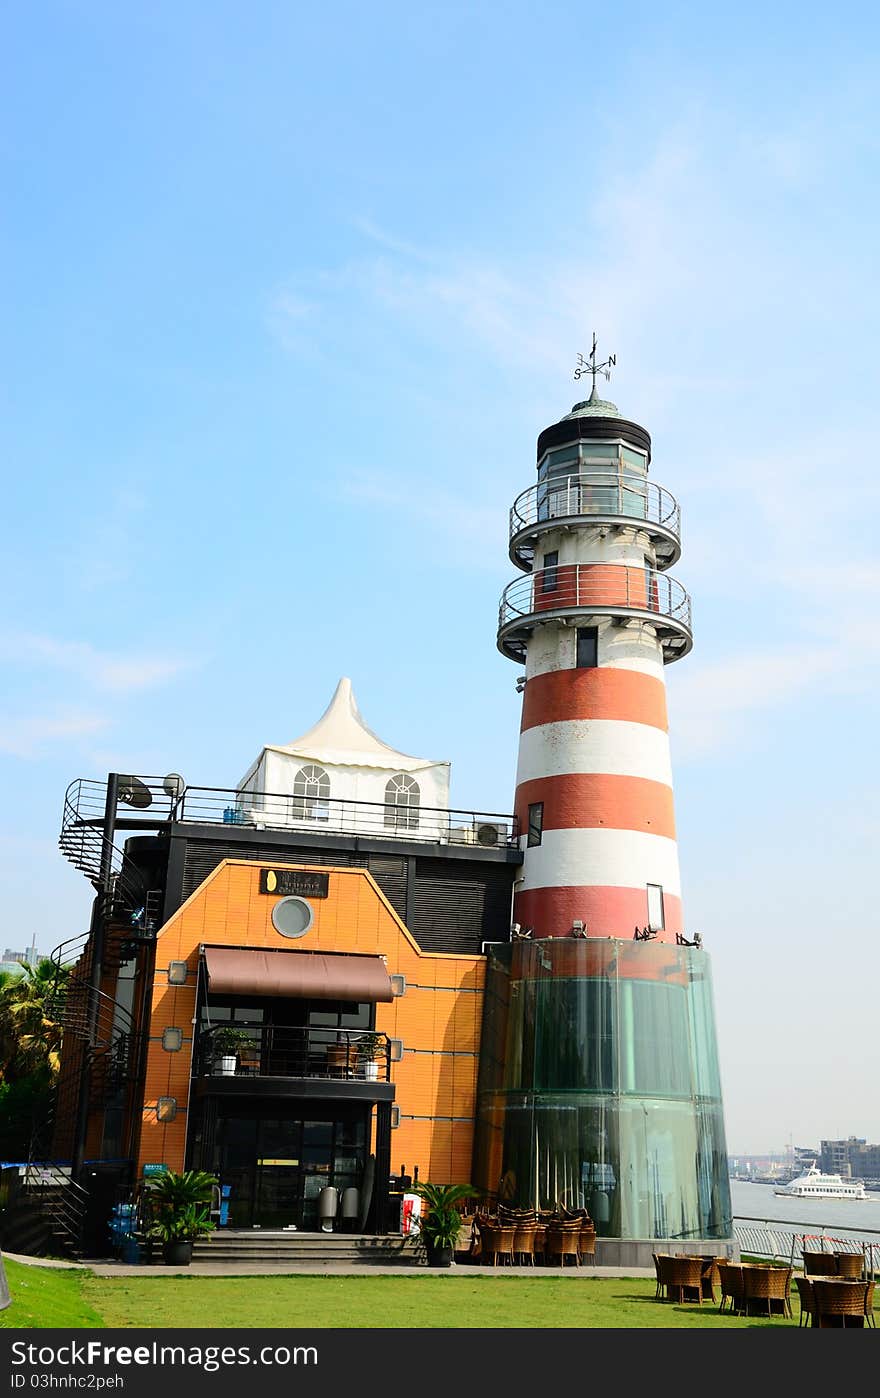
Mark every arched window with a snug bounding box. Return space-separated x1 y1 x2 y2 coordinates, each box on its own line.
384 773 420 831
291 764 330 822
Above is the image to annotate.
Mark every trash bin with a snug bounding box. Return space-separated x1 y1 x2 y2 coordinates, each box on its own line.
318 1185 339 1232
341 1187 359 1229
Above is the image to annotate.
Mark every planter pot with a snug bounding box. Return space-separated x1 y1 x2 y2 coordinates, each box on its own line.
162 1240 193 1266
425 1241 454 1268
362 1062 379 1081
216 1055 237 1076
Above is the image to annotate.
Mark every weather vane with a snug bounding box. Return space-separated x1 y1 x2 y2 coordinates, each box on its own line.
574 332 616 393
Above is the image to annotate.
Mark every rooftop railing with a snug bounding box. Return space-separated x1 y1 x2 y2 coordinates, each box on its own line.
62 777 518 848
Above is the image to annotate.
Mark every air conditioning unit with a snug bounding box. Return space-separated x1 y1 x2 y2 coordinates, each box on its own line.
476 822 506 847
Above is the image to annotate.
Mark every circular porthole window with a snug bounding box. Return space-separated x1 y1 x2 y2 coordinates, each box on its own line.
271 896 314 939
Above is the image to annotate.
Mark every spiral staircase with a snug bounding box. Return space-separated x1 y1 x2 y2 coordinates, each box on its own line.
19 780 162 1256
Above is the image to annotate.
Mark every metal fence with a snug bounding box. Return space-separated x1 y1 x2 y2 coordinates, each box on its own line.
734 1214 880 1273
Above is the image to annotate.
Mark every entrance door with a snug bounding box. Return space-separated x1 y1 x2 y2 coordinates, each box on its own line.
211 1106 369 1230
255 1116 302 1228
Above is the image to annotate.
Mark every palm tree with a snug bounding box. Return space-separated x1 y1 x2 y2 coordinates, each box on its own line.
1 959 68 1079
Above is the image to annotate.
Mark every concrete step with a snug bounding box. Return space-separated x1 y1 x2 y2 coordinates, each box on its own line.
191 1231 422 1266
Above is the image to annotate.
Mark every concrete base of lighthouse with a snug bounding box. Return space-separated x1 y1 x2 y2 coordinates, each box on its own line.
473 938 734 1255
594 1238 740 1270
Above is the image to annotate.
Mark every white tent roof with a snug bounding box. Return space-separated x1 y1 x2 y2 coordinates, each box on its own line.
264 678 447 773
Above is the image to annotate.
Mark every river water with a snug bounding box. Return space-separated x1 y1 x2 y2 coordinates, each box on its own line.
731 1179 880 1256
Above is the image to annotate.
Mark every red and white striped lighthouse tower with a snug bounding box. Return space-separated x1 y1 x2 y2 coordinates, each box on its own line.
498 341 693 943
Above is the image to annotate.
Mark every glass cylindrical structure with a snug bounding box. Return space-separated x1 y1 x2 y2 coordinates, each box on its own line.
474 938 732 1245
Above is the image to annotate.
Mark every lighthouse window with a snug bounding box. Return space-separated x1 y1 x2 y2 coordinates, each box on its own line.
576 627 598 668
542 551 559 592
647 884 665 932
527 802 544 847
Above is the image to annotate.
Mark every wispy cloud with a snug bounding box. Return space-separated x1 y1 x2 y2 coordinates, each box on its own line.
0 633 191 694
0 711 108 759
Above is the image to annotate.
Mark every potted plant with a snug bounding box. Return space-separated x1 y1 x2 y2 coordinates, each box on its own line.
355 1031 384 1081
412 1181 478 1268
211 1026 251 1076
145 1168 218 1266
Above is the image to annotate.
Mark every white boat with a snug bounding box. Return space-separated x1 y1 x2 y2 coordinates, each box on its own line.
774 1164 867 1200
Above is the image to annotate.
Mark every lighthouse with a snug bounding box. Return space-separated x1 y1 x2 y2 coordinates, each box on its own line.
500 338 691 942
474 342 732 1262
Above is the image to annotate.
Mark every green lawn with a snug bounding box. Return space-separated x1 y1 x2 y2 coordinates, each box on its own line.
1 1260 799 1329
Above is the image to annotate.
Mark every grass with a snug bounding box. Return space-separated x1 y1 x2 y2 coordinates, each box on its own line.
1 1260 799 1329
1 1260 104 1328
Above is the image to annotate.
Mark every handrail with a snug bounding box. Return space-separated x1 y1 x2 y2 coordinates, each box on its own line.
510 472 681 542
178 787 518 845
197 1024 393 1083
60 775 519 849
59 780 148 912
498 563 692 632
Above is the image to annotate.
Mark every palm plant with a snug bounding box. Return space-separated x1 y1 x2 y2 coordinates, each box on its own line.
412 1181 479 1252
145 1169 218 1258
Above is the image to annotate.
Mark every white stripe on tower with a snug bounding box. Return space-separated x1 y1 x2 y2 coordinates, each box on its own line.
513 621 684 941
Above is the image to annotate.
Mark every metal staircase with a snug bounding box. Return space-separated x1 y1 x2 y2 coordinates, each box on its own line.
21 779 162 1256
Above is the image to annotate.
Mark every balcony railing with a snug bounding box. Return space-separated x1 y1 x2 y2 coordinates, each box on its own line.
196 1025 392 1083
61 778 518 848
509 473 681 570
497 563 693 663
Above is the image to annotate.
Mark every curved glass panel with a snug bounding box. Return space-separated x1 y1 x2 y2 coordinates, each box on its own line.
474 939 732 1242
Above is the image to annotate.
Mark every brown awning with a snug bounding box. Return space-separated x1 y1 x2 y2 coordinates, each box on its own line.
202 946 394 1002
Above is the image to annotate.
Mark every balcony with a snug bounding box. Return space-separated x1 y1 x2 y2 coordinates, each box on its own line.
497 563 693 664
509 473 681 572
196 1025 392 1085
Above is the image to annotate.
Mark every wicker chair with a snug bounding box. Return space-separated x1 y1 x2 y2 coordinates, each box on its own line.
578 1223 597 1266
512 1221 539 1266
794 1276 816 1327
454 1214 478 1263
663 1255 705 1304
717 1261 745 1315
543 1219 582 1267
833 1251 864 1279
812 1278 869 1328
476 1218 516 1267
864 1279 876 1327
741 1264 792 1318
653 1253 670 1300
802 1251 837 1277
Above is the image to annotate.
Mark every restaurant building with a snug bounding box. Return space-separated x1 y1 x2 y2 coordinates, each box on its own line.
44 368 733 1264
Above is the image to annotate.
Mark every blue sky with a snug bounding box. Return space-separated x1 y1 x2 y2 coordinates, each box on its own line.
3 2 879 1153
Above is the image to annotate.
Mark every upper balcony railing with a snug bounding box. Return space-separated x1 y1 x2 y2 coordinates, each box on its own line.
62 778 518 850
509 473 681 571
195 1025 392 1084
497 563 693 664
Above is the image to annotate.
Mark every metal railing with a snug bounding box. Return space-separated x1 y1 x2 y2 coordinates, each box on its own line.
734 1215 880 1274
60 775 518 849
498 563 692 642
510 473 681 562
178 786 518 846
60 780 150 913
196 1025 392 1083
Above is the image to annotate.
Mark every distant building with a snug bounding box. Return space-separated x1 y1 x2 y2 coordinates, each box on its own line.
2 937 38 968
821 1137 879 1180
